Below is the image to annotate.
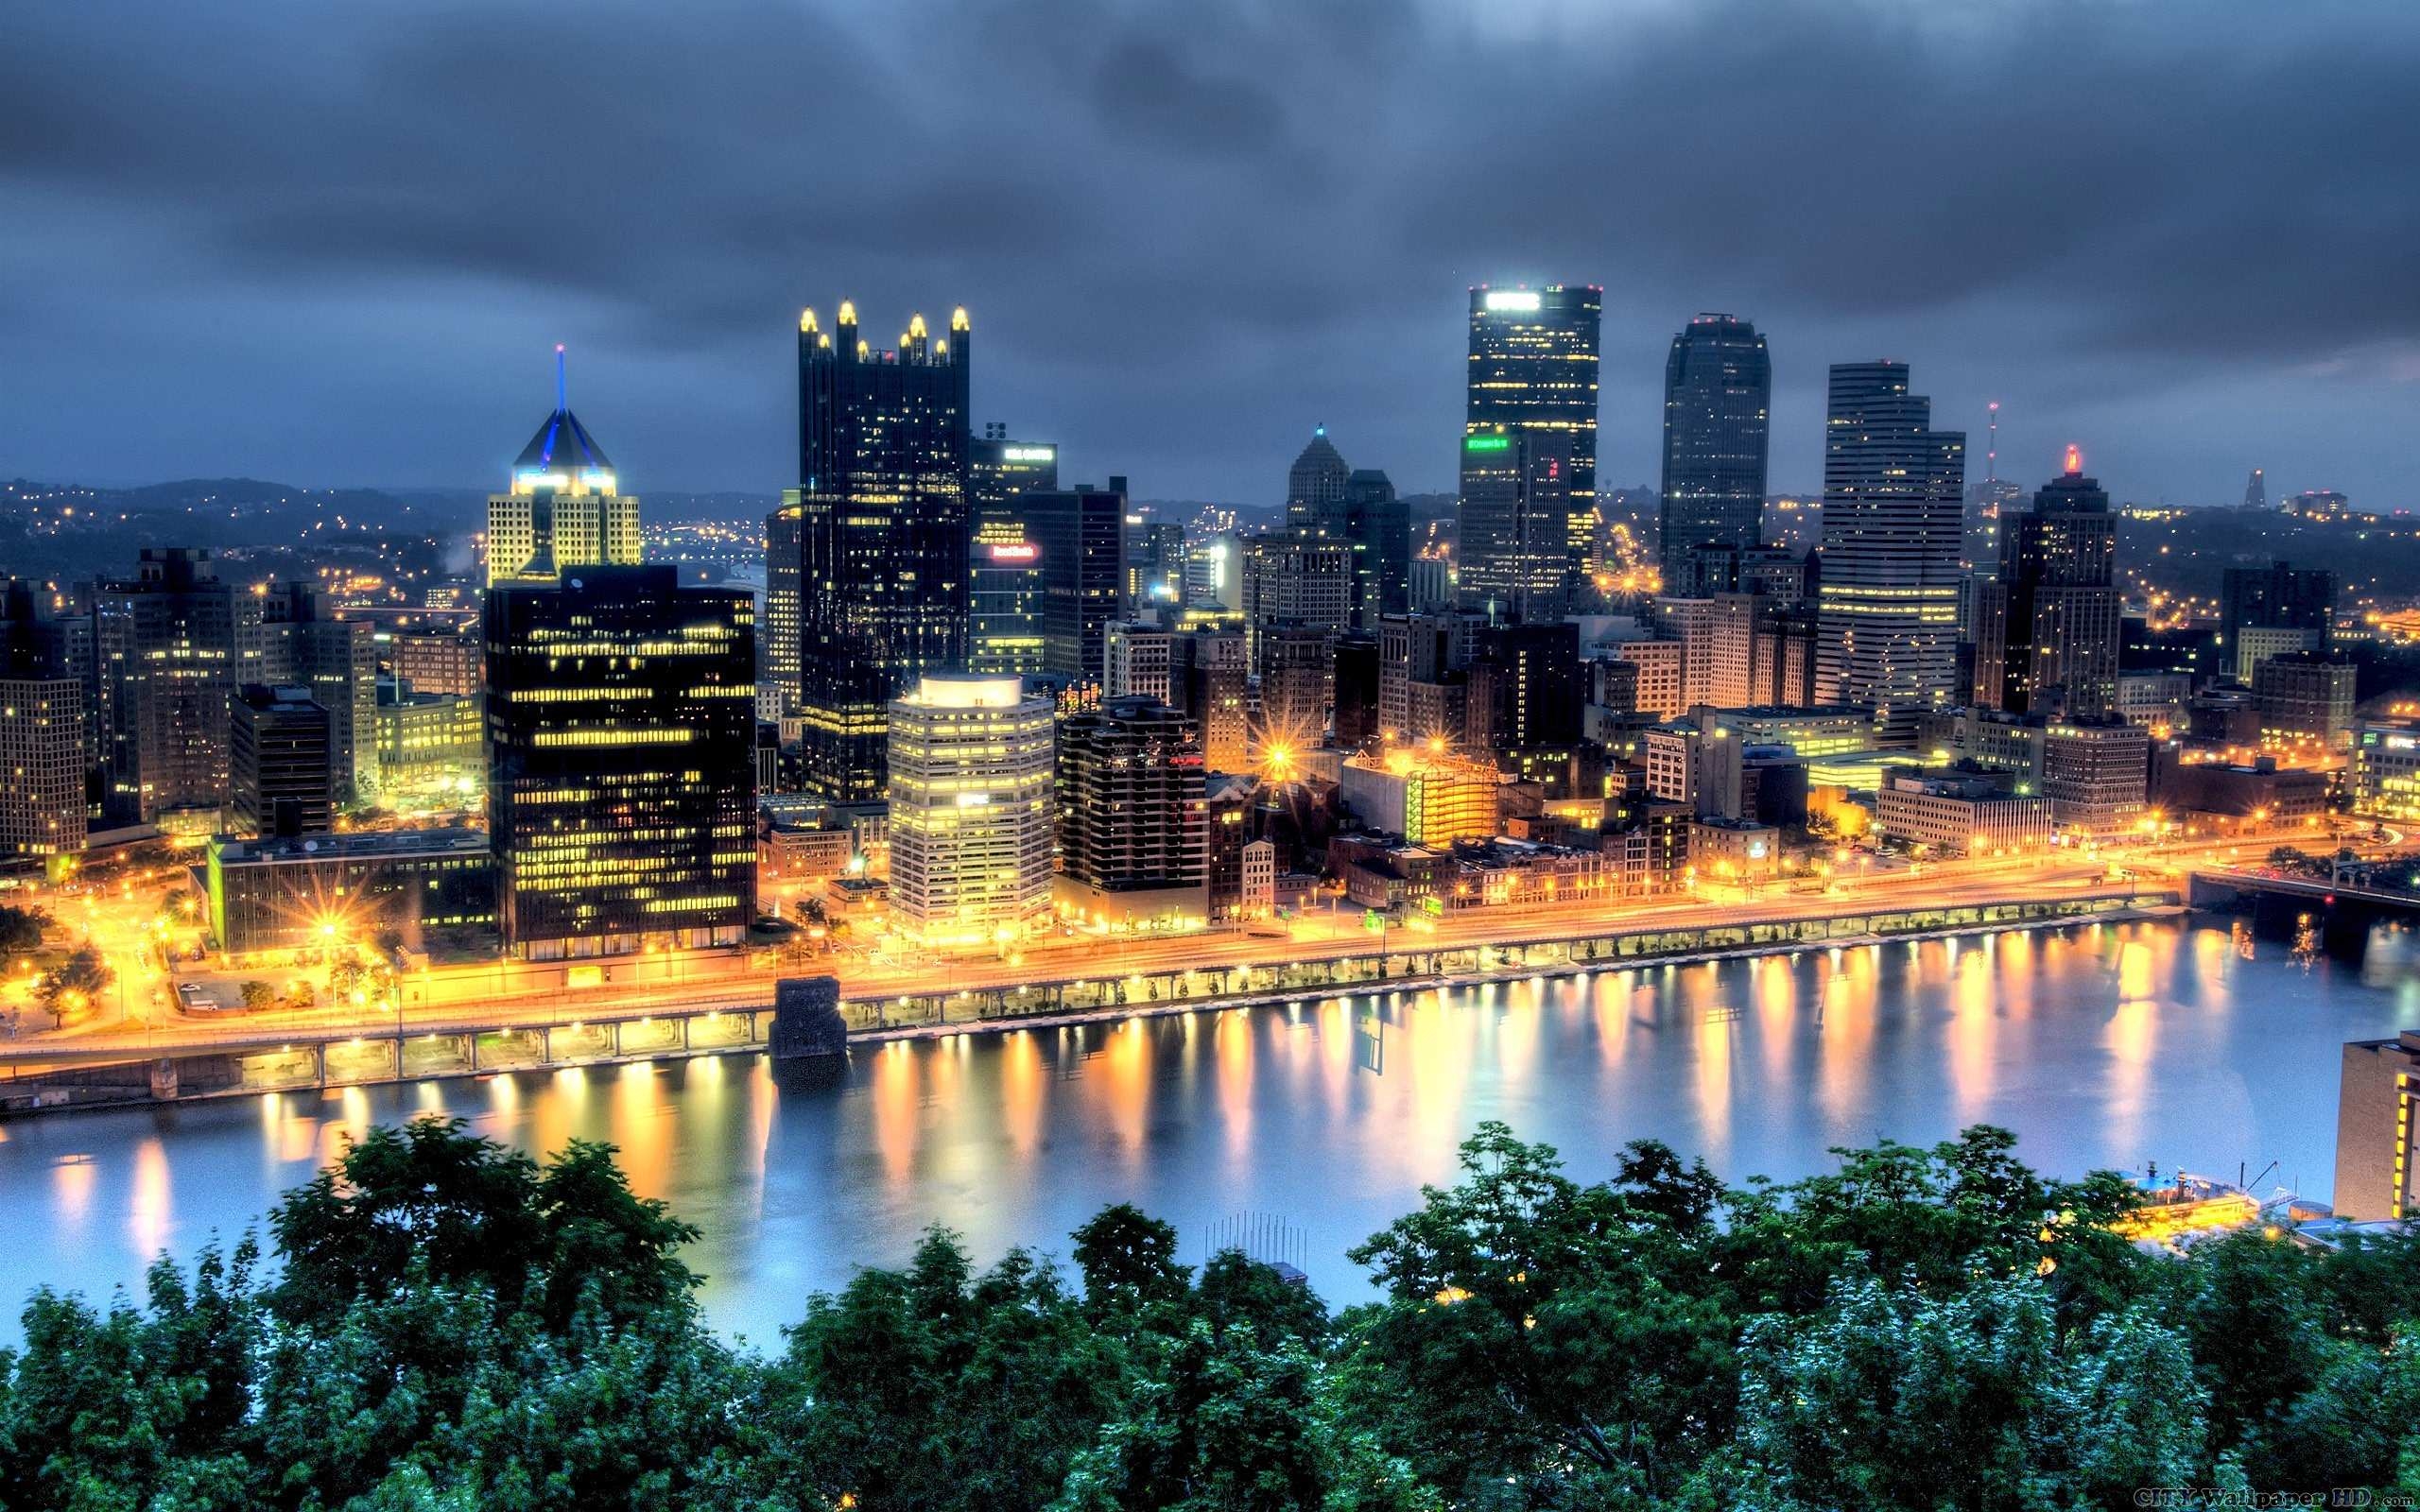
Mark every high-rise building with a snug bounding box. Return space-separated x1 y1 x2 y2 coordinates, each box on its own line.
1459 284 1601 622
789 301 972 799
886 674 1054 949
1376 610 1479 741
2252 653 2357 750
1972 449 2120 717
0 582 86 864
1286 427 1352 539
379 619 481 698
1054 695 1209 927
1343 469 1409 627
2334 1030 2420 1220
1658 314 1771 588
2042 718 2149 835
965 428 1060 677
1025 482 1128 686
230 685 334 838
1475 621 1584 750
762 502 804 717
262 583 377 805
1256 627 1335 754
1125 517 1187 612
90 547 258 827
1105 621 1176 703
1241 533 1352 669
485 565 755 959
1814 362 1966 732
2241 468 2269 512
1332 633 1381 749
2220 560 2334 682
1176 630 1251 773
485 356 640 586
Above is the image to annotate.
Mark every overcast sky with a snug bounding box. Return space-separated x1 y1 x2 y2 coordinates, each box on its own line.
6 0 2416 508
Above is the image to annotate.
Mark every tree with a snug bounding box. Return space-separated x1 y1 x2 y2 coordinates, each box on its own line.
1072 1203 1193 1317
36 944 112 1024
0 902 50 954
238 978 273 1010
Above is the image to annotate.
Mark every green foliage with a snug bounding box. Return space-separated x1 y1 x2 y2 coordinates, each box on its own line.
0 902 50 954
35 944 112 1023
2 1114 2414 1511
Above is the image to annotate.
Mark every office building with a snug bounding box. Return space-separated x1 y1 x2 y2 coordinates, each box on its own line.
262 583 378 804
1875 772 2052 856
1286 427 1351 539
2355 721 2420 819
1676 541 1811 606
373 681 484 807
886 674 1054 948
485 362 640 585
486 566 755 959
2042 718 2150 834
1055 696 1210 927
1017 482 1128 686
2221 561 2334 682
2152 752 2329 833
789 302 973 799
2253 654 2357 749
1255 627 1334 752
1344 469 1409 626
2335 1031 2420 1220
1377 610 1479 741
379 619 481 698
1340 747 1501 846
1658 314 1771 587
204 827 495 959
1616 637 1687 719
1972 448 2120 717
90 547 258 827
1474 621 1584 750
230 685 334 838
0 583 85 864
2242 468 2268 512
1815 362 1966 733
1333 633 1381 749
762 501 804 715
1459 284 1601 621
1126 517 1187 611
1177 630 1251 772
965 429 1060 677
1241 534 1353 662
1105 621 1176 704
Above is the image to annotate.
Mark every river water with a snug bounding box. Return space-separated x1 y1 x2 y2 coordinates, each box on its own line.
2 919 2411 1347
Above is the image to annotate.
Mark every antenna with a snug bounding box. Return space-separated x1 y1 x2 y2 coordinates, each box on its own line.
1985 401 2000 483
555 344 567 411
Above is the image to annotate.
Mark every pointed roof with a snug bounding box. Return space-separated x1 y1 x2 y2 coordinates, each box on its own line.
514 408 612 475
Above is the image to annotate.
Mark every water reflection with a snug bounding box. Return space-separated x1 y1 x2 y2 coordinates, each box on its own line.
0 920 2407 1346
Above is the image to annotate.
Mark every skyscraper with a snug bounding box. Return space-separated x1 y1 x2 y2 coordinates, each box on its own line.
1286 427 1351 538
90 547 258 827
230 685 334 838
485 565 755 959
486 352 639 586
1657 314 1771 591
1025 482 1129 685
2241 468 2269 512
788 301 972 799
1459 284 1600 622
967 428 1059 676
1971 448 2120 717
1344 468 1409 627
0 583 86 864
2220 559 2334 682
262 583 377 805
1054 696 1210 928
886 674 1054 949
1814 362 1967 731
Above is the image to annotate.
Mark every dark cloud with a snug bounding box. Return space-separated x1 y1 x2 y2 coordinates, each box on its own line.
3 0 2415 506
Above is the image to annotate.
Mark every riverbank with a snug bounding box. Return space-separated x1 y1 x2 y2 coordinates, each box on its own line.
0 885 2175 1118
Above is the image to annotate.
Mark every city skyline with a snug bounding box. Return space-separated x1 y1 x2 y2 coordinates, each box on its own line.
6 2 2419 507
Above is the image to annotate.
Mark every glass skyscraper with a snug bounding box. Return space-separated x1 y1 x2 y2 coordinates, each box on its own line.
1972 449 2119 717
1814 361 1966 732
1457 284 1599 623
787 301 972 800
968 428 1059 676
1657 314 1771 592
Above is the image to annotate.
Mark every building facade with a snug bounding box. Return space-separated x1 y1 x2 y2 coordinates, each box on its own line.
966 430 1059 677
1972 451 2120 717
230 685 333 838
886 674 1055 949
1054 696 1210 928
1459 284 1600 622
1658 314 1772 589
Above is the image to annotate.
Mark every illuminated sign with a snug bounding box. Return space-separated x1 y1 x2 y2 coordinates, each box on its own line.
1002 446 1055 463
989 543 1038 563
1483 289 1542 313
1465 436 1511 453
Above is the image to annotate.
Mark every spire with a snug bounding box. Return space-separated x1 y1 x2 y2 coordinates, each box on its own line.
555 344 567 412
2064 443 2083 476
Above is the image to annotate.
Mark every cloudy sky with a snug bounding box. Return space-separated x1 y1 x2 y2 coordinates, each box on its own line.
6 0 2416 508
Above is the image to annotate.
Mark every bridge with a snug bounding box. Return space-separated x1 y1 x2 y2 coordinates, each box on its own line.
2187 866 2420 952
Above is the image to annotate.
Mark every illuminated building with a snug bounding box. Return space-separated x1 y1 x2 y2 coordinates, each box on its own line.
204 827 494 959
262 583 378 804
1814 361 1966 735
377 619 481 697
2150 753 2328 833
2285 489 2350 521
886 675 1054 948
1255 627 1334 751
1176 630 1251 772
762 501 803 716
230 685 333 838
2042 718 2150 834
1054 696 1209 928
1377 610 1479 741
1473 621 1583 749
1345 469 1409 627
372 681 484 805
1657 314 1771 587
2354 720 2420 819
1286 427 1351 538
968 427 1059 676
1020 481 1129 686
485 565 755 959
1105 621 1175 703
1874 772 2051 856
1126 517 1186 610
0 584 85 863
1615 637 1686 719
1459 284 1600 622
2220 560 2333 682
1340 747 1500 846
1971 451 2119 717
1241 534 1352 666
2336 1030 2420 1220
485 354 639 586
90 547 259 826
1718 706 1876 760
790 302 973 799
2252 654 2356 749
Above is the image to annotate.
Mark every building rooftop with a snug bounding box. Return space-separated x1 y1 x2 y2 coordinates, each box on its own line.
210 826 488 865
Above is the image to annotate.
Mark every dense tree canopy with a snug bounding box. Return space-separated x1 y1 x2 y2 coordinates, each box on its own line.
1 1114 2411 1510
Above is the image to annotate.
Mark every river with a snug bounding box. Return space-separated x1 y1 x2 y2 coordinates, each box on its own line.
2 919 2411 1347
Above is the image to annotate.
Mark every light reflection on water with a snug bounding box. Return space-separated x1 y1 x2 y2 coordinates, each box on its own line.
0 919 2409 1347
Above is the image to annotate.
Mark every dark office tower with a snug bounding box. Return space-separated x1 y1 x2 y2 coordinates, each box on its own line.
1972 448 2120 717
0 582 87 863
2220 559 2335 682
791 301 972 799
485 565 755 960
1176 630 1251 773
968 427 1059 676
1332 633 1382 749
1054 696 1210 927
90 547 258 827
262 583 376 805
1343 469 1409 627
1459 284 1601 621
1657 314 1772 591
1476 621 1585 749
1814 362 1966 732
2242 468 2268 512
1257 627 1335 750
1025 481 1129 685
1125 518 1187 612
230 685 333 838
1286 427 1352 538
